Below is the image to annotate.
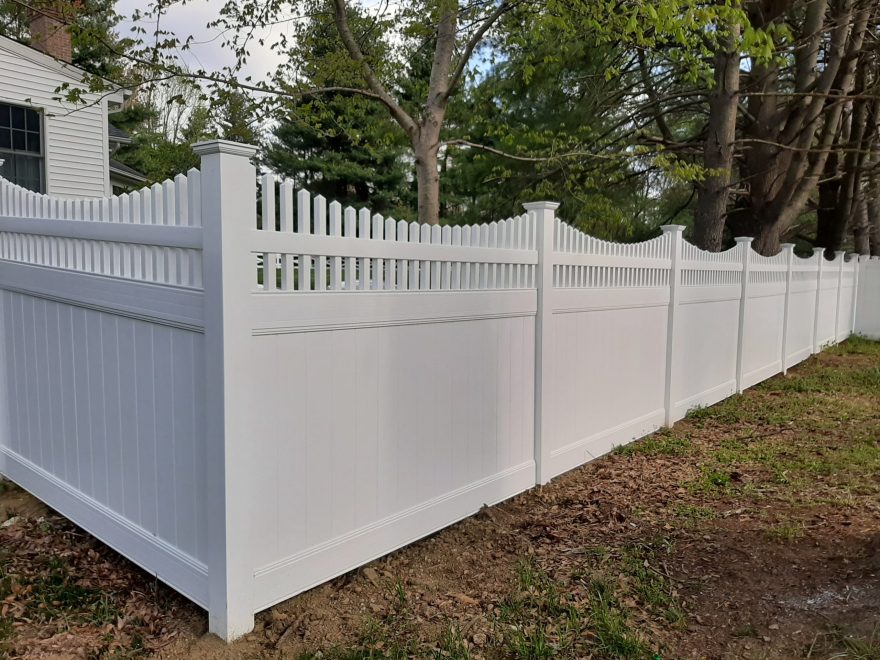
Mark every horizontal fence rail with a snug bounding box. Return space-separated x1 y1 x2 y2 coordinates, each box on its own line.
1 140 879 642
0 175 204 288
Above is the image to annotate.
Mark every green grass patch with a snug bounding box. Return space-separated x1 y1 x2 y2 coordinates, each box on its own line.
616 429 694 457
495 557 656 659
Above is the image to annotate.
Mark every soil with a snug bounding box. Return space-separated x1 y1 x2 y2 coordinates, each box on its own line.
1 342 878 659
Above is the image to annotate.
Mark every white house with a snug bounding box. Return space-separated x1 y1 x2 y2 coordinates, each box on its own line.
0 10 135 198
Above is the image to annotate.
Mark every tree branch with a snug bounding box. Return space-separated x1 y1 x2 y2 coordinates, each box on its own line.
444 0 512 102
330 0 417 137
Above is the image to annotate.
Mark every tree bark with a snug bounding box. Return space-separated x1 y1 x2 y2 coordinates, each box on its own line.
732 0 869 255
853 195 871 254
413 135 441 227
870 158 880 256
693 16 741 251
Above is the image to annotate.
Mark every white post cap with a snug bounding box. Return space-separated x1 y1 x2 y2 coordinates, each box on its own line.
522 201 560 212
192 139 259 157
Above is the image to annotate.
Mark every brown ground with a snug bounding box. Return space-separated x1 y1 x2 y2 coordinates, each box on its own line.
1 338 879 659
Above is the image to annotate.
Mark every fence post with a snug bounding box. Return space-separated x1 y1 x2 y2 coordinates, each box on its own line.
812 247 824 353
734 237 753 394
780 243 795 374
850 253 861 337
193 139 259 641
525 200 559 486
833 250 846 342
661 225 684 426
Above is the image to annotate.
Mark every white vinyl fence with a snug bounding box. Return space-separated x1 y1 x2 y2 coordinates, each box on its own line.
0 140 877 640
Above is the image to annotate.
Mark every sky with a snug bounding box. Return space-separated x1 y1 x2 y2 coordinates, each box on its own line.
112 0 400 84
114 0 299 82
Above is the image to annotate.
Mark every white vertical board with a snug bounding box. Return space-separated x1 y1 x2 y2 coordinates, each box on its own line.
0 289 208 605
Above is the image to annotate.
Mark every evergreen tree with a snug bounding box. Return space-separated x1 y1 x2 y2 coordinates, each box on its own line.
215 89 260 145
264 1 411 216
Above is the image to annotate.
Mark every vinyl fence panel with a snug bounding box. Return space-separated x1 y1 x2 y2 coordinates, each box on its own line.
1 140 877 641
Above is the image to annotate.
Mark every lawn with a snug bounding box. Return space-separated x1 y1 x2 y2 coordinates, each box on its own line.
1 337 879 659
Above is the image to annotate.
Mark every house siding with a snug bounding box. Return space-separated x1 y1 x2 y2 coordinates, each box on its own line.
0 41 110 198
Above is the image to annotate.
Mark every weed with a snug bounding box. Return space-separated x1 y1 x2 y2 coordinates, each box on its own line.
27 556 119 625
672 504 718 524
617 429 694 457
436 622 471 659
588 579 650 658
692 466 733 492
764 521 806 543
732 623 758 638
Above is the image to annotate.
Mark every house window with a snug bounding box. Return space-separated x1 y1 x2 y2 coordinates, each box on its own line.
0 102 45 193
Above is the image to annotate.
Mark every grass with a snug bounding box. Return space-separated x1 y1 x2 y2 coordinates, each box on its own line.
805 625 880 659
301 547 678 659
496 556 657 659
673 338 880 504
616 428 694 457
17 555 121 626
764 521 806 543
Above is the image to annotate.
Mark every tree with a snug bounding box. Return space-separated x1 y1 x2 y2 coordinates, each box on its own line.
440 6 665 239
692 7 741 252
263 2 411 214
323 0 514 224
111 83 217 185
214 89 261 145
50 0 519 224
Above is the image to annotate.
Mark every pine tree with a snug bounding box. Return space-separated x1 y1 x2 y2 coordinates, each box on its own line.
264 1 411 216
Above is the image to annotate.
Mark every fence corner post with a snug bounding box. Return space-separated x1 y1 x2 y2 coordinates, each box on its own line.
811 247 825 353
734 237 753 394
193 139 259 642
780 243 795 374
661 225 685 426
524 200 559 487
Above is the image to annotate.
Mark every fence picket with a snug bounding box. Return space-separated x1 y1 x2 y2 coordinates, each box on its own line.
397 219 409 291
279 181 294 290
359 209 371 290
409 222 420 290
344 207 357 290
330 202 343 291
297 190 311 290
385 217 396 290
372 213 384 290
314 196 328 291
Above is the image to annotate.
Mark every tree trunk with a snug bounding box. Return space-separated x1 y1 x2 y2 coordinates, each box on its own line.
752 217 782 255
693 17 741 251
815 150 843 253
853 195 870 254
414 138 441 225
870 169 880 256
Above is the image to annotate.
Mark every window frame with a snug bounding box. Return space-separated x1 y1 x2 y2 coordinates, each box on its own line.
0 99 47 194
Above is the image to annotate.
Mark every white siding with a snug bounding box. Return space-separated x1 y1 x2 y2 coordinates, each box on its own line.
0 39 109 198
